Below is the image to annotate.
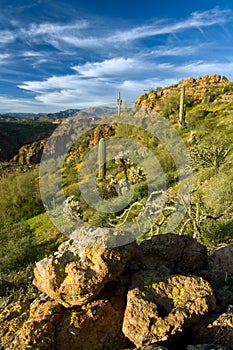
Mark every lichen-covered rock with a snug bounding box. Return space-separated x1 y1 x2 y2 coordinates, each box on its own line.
129 233 208 275
0 299 30 349
194 306 233 348
33 228 136 307
14 296 62 349
122 271 216 347
56 280 127 350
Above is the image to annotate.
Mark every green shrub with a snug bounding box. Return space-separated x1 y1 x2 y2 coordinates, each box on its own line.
0 223 37 273
0 167 44 225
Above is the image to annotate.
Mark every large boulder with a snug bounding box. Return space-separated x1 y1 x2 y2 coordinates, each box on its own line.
122 271 216 347
33 228 136 307
129 233 208 275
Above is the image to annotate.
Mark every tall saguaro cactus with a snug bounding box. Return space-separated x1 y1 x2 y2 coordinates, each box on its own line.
178 84 186 128
117 91 122 118
98 138 106 179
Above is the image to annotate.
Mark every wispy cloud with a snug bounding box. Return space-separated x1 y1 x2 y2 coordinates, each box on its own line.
0 30 16 45
175 60 233 77
109 7 232 43
1 7 231 52
0 53 11 63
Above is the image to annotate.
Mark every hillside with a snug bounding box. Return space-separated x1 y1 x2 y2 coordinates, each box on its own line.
0 73 232 349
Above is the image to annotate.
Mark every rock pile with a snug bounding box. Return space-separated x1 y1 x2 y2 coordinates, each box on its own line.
1 231 233 349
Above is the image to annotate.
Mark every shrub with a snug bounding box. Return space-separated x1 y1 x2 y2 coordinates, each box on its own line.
0 223 38 273
0 167 44 225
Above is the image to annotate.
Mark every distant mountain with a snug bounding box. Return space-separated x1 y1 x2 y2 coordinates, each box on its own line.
78 106 116 117
0 107 118 122
0 109 80 121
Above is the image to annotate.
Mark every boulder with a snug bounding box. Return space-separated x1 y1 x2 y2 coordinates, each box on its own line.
194 306 233 348
122 271 216 347
209 245 233 274
56 280 127 350
129 233 208 275
8 280 127 350
0 299 30 349
33 228 136 307
15 296 62 349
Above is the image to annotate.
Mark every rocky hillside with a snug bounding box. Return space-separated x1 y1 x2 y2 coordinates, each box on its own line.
135 74 233 112
1 231 233 349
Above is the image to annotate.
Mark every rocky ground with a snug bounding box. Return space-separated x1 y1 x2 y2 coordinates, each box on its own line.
1 231 233 349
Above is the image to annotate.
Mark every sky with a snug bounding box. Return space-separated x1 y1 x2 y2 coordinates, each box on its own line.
0 0 233 113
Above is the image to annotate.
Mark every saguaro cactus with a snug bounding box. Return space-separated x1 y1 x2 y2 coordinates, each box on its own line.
117 91 122 118
98 138 106 179
178 84 186 128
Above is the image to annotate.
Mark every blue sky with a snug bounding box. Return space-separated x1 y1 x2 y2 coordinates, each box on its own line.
0 0 233 113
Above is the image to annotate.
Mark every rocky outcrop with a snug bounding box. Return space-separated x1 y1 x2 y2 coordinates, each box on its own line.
33 228 136 307
2 232 233 349
135 74 232 112
12 139 47 165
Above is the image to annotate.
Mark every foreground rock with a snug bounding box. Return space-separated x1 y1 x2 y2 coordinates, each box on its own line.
15 297 62 349
33 228 136 307
2 233 233 349
123 271 216 347
129 233 208 275
9 281 126 350
0 299 30 349
56 280 126 350
193 306 233 348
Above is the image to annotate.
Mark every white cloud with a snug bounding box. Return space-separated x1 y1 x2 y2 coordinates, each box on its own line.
0 96 46 113
0 30 16 45
72 57 135 77
0 53 11 63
